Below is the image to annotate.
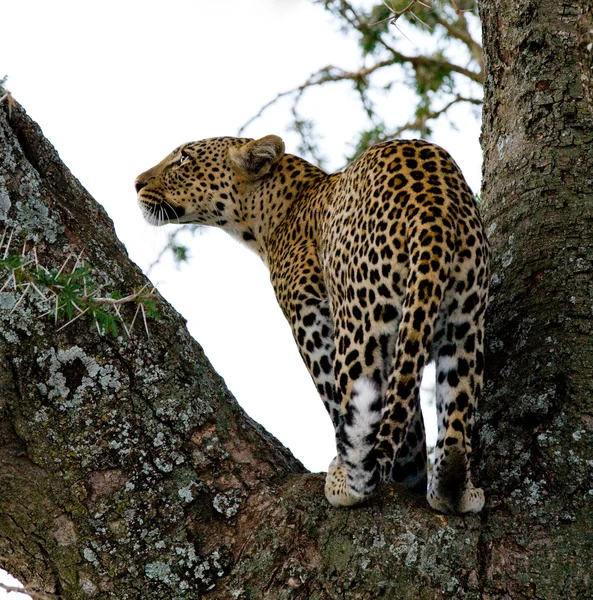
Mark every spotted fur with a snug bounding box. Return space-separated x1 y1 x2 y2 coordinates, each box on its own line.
135 135 489 514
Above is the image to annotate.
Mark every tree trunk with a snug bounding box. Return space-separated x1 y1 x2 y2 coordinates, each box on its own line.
0 0 592 595
478 0 593 597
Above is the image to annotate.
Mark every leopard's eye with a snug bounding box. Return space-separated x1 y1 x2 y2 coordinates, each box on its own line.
178 153 190 166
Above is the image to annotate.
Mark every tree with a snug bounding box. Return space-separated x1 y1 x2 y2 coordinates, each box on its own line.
242 0 483 166
1 1 592 599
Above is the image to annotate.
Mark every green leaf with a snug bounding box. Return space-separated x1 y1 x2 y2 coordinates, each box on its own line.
359 4 392 55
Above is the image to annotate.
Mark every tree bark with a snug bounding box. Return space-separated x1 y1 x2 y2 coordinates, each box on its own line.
1 0 592 595
478 0 593 596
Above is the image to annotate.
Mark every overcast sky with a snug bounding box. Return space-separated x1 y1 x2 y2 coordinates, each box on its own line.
1 1 481 594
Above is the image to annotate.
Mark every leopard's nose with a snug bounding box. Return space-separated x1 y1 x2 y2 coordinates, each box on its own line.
135 179 147 193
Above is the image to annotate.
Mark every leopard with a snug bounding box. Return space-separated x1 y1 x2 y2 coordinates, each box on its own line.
135 134 489 514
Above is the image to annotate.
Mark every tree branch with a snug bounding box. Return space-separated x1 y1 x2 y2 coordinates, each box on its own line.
239 60 395 135
378 94 482 140
433 10 484 74
321 0 483 83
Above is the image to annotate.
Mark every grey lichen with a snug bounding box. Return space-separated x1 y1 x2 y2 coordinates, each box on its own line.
178 482 197 503
0 175 11 220
212 491 243 518
9 183 63 243
145 561 172 581
37 346 122 406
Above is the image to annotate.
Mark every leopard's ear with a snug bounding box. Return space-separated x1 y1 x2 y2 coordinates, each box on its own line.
229 135 285 180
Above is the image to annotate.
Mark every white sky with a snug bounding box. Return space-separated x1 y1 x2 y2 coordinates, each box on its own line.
0 1 481 594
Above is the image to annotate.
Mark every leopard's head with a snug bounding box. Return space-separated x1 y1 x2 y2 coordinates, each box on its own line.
135 135 285 227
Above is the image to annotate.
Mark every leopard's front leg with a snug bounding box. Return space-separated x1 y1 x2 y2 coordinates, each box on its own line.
289 296 341 430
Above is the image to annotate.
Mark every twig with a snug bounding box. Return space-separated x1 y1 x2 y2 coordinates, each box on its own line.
239 60 396 136
10 283 30 314
129 303 141 335
375 0 419 26
55 252 74 278
29 281 49 301
449 0 473 14
113 303 131 338
408 8 434 32
70 247 86 273
376 94 481 141
140 303 150 337
55 306 90 332
89 283 151 307
1 237 157 336
2 228 15 259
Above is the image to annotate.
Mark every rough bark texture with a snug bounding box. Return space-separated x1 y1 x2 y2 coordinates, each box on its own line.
478 0 593 597
0 1 592 596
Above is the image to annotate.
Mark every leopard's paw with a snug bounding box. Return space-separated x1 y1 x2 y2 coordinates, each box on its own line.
427 483 484 514
324 457 364 508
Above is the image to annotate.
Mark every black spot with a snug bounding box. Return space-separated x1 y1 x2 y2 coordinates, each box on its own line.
297 328 306 346
413 307 426 330
455 322 471 339
396 378 415 400
438 344 456 357
456 392 469 411
447 370 460 387
404 340 420 357
365 336 378 366
313 331 323 349
464 334 476 353
373 304 382 322
462 292 479 314
401 360 415 375
345 350 360 366
383 304 398 323
457 358 470 377
452 418 464 432
303 313 316 327
392 403 408 423
378 284 391 298
476 351 484 375
349 362 362 380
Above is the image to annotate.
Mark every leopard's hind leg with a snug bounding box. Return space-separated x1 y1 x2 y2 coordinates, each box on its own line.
427 280 487 514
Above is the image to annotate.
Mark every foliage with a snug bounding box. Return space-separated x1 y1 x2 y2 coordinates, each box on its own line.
242 0 483 166
0 230 158 337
